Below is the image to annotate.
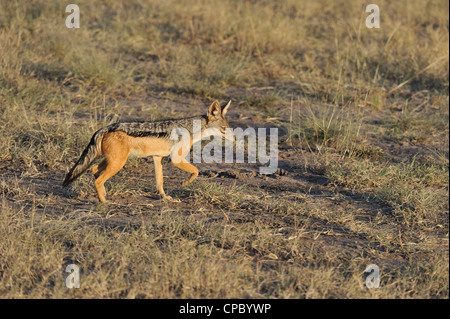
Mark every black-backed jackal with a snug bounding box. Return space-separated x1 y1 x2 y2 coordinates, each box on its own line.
62 100 231 202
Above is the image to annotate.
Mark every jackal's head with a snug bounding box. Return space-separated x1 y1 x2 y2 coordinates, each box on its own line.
204 100 233 140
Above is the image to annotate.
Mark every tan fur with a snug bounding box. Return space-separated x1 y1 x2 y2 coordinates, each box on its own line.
94 131 191 202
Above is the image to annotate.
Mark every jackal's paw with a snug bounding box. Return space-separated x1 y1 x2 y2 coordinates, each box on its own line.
162 195 181 203
181 180 190 187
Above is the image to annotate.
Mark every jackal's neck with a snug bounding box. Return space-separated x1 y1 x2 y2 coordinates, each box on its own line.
171 115 208 134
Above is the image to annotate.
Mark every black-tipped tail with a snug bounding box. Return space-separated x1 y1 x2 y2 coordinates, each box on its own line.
62 127 109 187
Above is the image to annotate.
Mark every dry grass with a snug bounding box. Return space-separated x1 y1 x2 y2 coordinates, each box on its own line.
0 0 448 298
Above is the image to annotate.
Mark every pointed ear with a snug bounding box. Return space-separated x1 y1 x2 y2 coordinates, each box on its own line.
222 100 231 116
207 100 222 120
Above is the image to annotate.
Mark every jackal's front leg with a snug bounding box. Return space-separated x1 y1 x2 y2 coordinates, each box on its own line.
153 156 170 199
171 162 199 186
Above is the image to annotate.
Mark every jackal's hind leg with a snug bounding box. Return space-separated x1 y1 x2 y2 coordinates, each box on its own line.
92 159 107 179
94 156 127 203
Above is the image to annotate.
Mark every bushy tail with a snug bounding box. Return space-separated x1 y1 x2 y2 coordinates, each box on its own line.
62 127 110 187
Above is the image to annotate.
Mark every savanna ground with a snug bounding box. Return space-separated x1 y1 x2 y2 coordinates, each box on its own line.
0 0 448 298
